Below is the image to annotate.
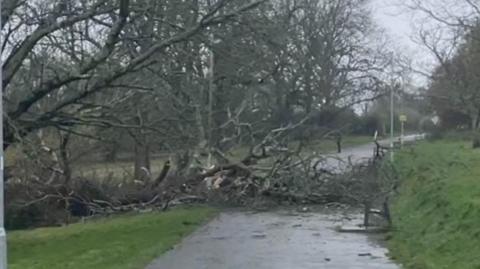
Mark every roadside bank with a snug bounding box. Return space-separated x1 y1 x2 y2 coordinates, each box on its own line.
389 140 480 269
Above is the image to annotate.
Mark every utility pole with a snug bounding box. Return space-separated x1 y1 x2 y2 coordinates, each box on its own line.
0 1 8 267
399 91 406 148
207 50 214 167
390 84 395 162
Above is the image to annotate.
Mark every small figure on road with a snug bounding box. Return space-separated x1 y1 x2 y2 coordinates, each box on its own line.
373 130 386 159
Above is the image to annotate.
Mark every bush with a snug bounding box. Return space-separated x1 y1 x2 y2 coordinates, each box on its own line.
6 204 44 230
440 130 477 141
5 181 71 230
473 135 480 149
427 126 444 141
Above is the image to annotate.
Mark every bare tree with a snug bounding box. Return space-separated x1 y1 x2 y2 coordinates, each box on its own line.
1 0 267 149
405 0 480 130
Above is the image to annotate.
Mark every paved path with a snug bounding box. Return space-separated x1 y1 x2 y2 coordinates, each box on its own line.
146 210 399 269
322 134 425 171
145 136 425 269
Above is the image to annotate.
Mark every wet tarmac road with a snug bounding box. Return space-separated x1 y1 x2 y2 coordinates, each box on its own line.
321 134 425 172
146 210 400 269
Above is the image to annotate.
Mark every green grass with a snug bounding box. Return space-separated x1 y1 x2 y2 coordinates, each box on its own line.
311 135 373 153
389 140 480 269
76 136 373 181
8 206 217 269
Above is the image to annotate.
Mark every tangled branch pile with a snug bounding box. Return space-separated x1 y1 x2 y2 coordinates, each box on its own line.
6 116 398 229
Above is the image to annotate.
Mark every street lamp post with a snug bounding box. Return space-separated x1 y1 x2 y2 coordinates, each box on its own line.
390 84 395 162
0 1 8 268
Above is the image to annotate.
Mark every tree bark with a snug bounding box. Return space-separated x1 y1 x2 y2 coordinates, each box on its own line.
363 202 371 227
59 132 72 185
153 160 171 187
471 113 479 130
103 143 119 162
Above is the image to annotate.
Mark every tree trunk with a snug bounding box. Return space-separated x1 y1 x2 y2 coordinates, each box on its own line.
383 197 392 226
59 132 72 185
103 142 119 162
471 113 480 149
473 134 480 149
363 202 371 227
471 114 478 130
153 160 171 187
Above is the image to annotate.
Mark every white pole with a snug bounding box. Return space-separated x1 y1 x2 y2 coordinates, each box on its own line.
0 1 8 267
390 84 395 162
207 51 214 167
401 121 405 148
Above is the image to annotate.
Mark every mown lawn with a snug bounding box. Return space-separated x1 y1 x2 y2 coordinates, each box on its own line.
8 206 217 269
390 140 480 269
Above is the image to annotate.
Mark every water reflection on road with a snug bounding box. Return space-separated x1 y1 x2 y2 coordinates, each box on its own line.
322 134 425 172
146 209 400 269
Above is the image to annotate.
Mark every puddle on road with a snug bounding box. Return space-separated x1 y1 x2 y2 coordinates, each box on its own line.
146 208 400 269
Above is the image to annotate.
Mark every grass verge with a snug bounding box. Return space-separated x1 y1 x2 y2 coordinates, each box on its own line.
8 206 217 269
389 140 480 269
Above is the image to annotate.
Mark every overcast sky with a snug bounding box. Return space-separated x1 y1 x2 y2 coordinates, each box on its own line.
370 0 432 86
371 0 416 50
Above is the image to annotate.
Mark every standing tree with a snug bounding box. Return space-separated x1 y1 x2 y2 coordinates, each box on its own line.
1 0 267 149
406 0 480 130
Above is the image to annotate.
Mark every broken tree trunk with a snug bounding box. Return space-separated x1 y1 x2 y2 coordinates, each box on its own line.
153 160 171 187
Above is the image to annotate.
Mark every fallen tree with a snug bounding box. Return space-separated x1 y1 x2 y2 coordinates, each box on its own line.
5 115 397 229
